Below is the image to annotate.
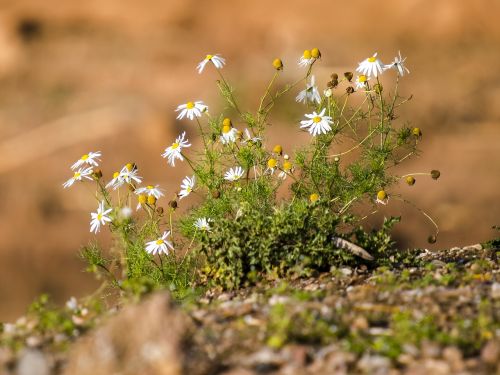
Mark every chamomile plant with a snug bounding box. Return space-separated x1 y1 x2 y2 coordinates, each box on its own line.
64 48 440 293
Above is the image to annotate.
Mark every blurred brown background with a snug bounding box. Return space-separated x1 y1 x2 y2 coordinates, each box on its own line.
0 0 499 320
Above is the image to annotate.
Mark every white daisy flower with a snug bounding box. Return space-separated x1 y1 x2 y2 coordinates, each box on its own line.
197 54 225 74
354 75 370 90
298 50 314 67
179 176 196 199
145 231 174 255
135 185 164 199
71 151 101 170
384 51 410 76
296 75 321 104
176 101 207 120
66 297 78 312
194 217 212 232
119 165 142 185
105 171 125 190
220 127 239 144
224 166 245 182
356 52 385 77
162 131 191 167
63 167 94 188
90 200 112 234
300 108 333 136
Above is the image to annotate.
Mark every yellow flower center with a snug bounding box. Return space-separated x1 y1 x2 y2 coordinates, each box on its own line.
267 159 277 168
273 145 283 155
97 213 103 220
74 172 81 178
186 102 195 109
171 142 179 150
186 187 192 193
222 125 231 134
377 190 387 200
283 161 292 171
303 50 312 59
368 56 377 63
156 239 164 245
313 116 321 123
206 54 213 60
359 75 367 83
309 193 319 203
81 154 89 161
113 171 120 179
311 48 320 58
222 118 232 127
126 163 134 171
147 185 154 190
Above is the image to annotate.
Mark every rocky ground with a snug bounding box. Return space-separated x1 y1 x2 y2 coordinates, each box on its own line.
1 243 499 375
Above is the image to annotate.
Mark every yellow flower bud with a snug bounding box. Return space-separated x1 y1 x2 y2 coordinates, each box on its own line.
113 171 120 179
309 193 320 203
126 163 134 171
272 58 283 70
283 161 292 171
303 50 312 59
147 195 157 205
405 176 416 186
412 127 422 137
272 144 283 155
311 48 321 59
138 194 147 204
377 190 387 201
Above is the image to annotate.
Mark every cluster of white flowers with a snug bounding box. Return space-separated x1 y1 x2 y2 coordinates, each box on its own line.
64 49 410 257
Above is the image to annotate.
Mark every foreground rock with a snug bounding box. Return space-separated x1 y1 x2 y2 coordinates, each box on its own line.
63 294 190 375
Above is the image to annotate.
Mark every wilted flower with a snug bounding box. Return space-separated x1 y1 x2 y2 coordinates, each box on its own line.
176 101 207 120
300 108 333 136
376 190 389 205
197 54 225 74
162 132 191 166
296 75 321 104
385 51 409 76
145 231 174 255
90 200 112 234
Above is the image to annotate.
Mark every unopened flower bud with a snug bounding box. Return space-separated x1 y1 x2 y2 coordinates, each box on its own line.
309 193 320 203
334 156 340 162
374 83 383 94
344 72 353 81
126 163 136 172
331 73 338 80
212 190 221 199
168 200 177 209
156 207 164 215
283 154 290 160
273 144 283 155
273 58 283 70
147 195 157 205
412 127 422 137
311 48 321 59
346 86 355 95
427 235 437 244
406 176 416 186
431 170 441 180
377 190 387 201
93 169 102 179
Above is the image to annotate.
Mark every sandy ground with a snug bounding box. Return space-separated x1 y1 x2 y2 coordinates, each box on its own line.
0 0 499 319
